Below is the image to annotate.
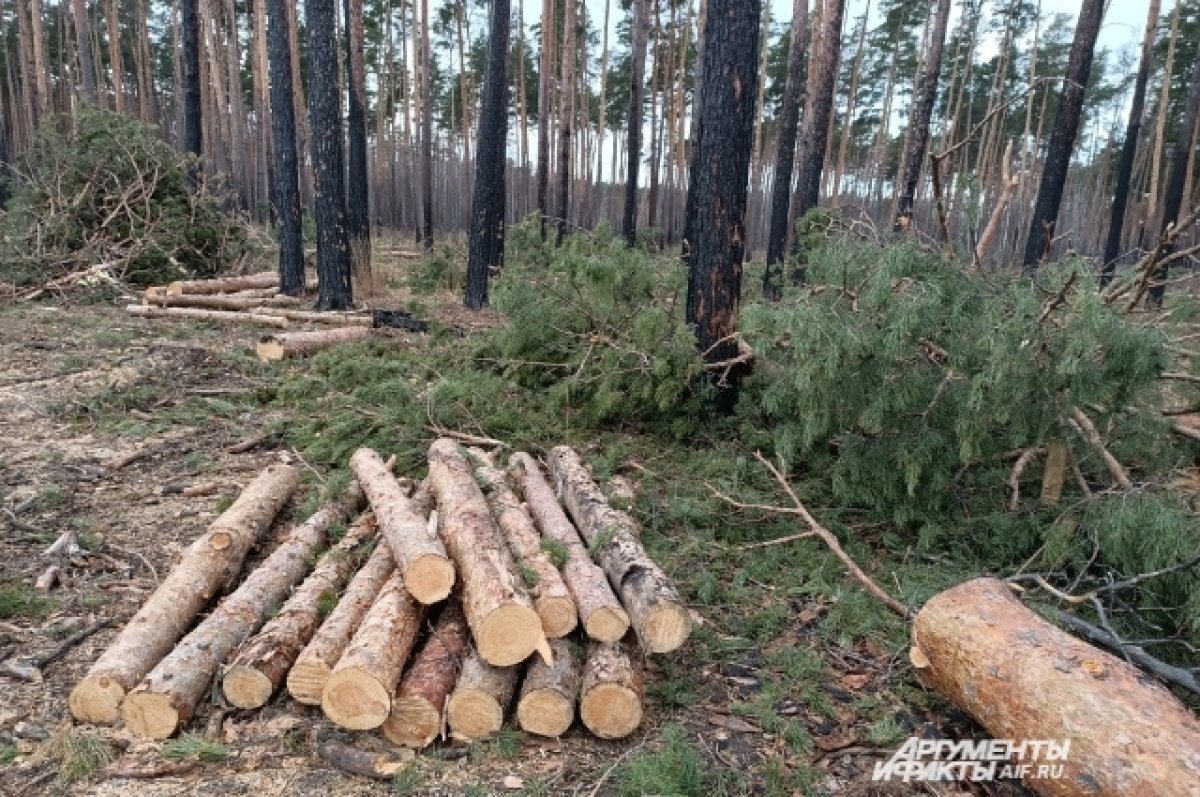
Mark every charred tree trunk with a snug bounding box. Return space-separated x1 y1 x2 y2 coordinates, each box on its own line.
267 0 305 296
344 0 372 291
181 0 202 157
464 0 510 310
683 0 760 413
893 0 952 231
1022 0 1105 271
622 0 650 246
306 0 353 309
762 0 809 299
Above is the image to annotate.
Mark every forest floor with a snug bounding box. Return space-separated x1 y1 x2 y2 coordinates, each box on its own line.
0 245 1034 797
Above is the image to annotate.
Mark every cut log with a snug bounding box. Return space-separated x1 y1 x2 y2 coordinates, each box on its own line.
165 271 279 295
517 638 581 738
428 439 547 667
547 447 689 653
256 327 374 362
446 647 518 741
221 513 379 709
34 565 60 592
579 641 643 740
224 287 282 299
314 734 414 779
68 463 298 724
122 490 362 739
510 453 630 643
382 604 471 749
125 304 290 328
251 308 374 326
320 570 424 730
476 464 578 638
350 449 455 604
287 543 395 706
910 578 1200 797
144 293 304 311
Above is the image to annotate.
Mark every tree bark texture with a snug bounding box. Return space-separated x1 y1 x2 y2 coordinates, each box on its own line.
267 0 305 296
343 0 372 290
181 0 202 157
256 327 373 361
383 603 471 749
580 641 643 739
446 647 518 741
622 0 650 246
517 638 581 738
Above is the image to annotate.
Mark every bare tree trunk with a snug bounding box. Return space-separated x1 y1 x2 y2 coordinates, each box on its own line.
1149 3 1180 221
105 0 123 112
252 0 271 214
536 0 556 239
134 0 156 122
286 0 312 206
832 3 869 209
181 0 202 157
621 0 649 245
71 0 99 104
594 0 610 190
14 0 37 132
268 0 304 295
344 0 372 291
556 0 576 245
420 0 433 249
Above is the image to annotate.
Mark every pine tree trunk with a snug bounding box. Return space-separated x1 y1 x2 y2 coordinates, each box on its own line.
517 638 580 738
267 0 305 295
536 0 556 239
181 0 202 157
555 0 576 245
594 0 610 191
683 0 760 412
122 493 361 739
134 0 156 122
71 0 98 104
251 0 271 215
383 604 471 748
1021 0 1105 270
580 641 643 739
420 0 433 249
344 0 372 291
832 4 868 209
68 464 298 724
285 0 312 206
622 0 649 245
762 0 809 298
464 0 510 310
105 0 123 112
14 0 38 134
1149 5 1180 221
446 648 518 741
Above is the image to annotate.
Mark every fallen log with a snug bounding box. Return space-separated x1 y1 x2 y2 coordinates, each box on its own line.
287 543 395 705
251 307 374 326
165 271 279 295
547 447 690 654
510 454 629 643
221 513 379 709
517 638 581 738
68 463 298 724
382 604 471 749
428 439 547 667
144 293 304 311
350 449 454 604
910 578 1200 797
224 287 282 299
314 734 413 779
125 304 290 328
446 648 518 741
256 328 374 362
579 641 643 740
320 570 424 730
475 463 577 638
122 491 361 738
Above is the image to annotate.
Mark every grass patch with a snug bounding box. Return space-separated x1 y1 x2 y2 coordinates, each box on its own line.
0 745 18 766
492 727 523 759
50 731 115 783
617 724 744 797
0 582 54 619
162 732 227 763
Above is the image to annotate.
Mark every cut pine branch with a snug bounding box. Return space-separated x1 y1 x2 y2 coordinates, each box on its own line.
383 604 471 749
256 328 373 361
446 647 518 741
68 463 298 724
547 447 690 654
580 641 643 740
222 513 379 709
122 488 361 739
428 439 547 667
511 453 629 643
126 304 290 328
517 638 581 738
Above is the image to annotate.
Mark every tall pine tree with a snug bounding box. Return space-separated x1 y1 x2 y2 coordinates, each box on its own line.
267 0 304 296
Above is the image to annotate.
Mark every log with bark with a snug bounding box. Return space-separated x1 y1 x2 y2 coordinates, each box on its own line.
320 570 424 730
221 513 379 709
125 304 290 328
579 641 643 740
446 647 518 741
68 463 298 724
547 447 690 653
475 463 577 638
510 453 630 643
256 327 373 362
250 308 374 326
121 490 362 738
910 578 1200 797
382 604 471 749
517 638 581 738
350 448 455 604
427 439 547 667
287 543 395 705
165 271 279 295
144 293 304 311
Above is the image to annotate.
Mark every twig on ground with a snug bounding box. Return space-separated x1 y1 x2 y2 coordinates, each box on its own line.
1068 408 1132 489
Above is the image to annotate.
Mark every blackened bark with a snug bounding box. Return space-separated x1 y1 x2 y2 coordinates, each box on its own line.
762 0 809 299
893 0 952 231
182 0 202 158
344 0 371 286
305 0 353 309
464 0 510 310
71 0 99 104
622 0 649 246
420 0 433 250
268 0 304 296
684 0 759 415
1101 0 1159 285
1022 0 1105 271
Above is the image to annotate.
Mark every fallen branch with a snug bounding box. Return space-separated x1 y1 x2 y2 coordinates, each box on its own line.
1051 610 1199 696
1169 422 1200 442
106 758 198 780
1068 408 1133 489
1 618 116 682
1007 448 1038 511
314 734 413 779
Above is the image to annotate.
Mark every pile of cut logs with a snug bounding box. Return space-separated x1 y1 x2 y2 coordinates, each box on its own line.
68 440 690 748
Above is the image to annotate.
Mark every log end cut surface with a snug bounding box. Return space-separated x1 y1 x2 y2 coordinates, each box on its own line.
221 666 274 710
322 667 393 730
121 692 180 740
255 339 286 362
580 684 642 740
406 554 456 605
537 596 579 639
382 698 441 749
477 604 544 667
447 691 505 741
286 659 333 706
68 676 126 724
642 603 692 654
517 691 574 738
583 607 631 644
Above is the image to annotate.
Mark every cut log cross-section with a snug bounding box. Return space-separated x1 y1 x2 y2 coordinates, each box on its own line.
350 448 455 604
122 489 363 739
517 638 581 738
126 304 290 328
166 271 280 295
446 647 519 741
475 463 578 638
428 439 548 667
68 463 299 724
222 512 380 709
321 570 424 730
911 578 1200 797
257 328 374 362
383 604 471 749
510 453 630 643
287 542 395 705
580 641 643 740
547 447 690 654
